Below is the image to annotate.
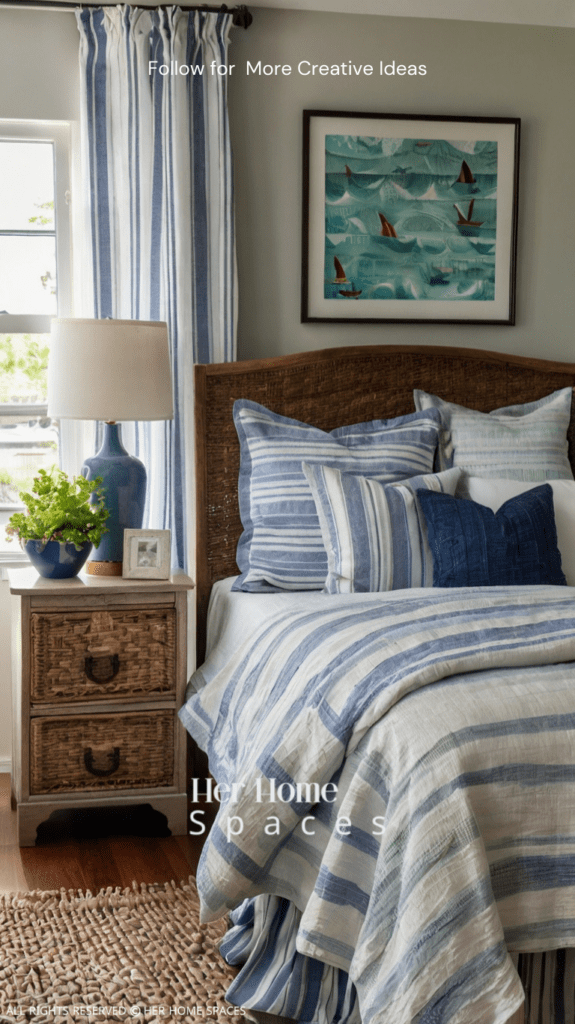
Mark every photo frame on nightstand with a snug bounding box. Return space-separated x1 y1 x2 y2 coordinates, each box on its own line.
123 528 171 579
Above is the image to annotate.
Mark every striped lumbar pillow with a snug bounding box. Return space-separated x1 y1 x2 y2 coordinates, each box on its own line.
413 388 573 482
232 400 443 592
303 462 461 594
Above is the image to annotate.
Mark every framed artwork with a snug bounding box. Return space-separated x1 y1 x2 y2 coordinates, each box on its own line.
301 110 520 325
123 528 171 579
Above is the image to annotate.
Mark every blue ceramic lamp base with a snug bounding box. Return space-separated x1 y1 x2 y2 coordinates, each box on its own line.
82 422 146 575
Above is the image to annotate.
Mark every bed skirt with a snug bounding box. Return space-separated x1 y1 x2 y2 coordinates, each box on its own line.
220 895 575 1024
221 896 360 1024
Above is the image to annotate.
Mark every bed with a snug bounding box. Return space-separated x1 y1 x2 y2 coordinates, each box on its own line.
182 344 575 1024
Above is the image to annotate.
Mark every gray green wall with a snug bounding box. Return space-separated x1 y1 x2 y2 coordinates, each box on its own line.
0 8 80 121
227 10 574 362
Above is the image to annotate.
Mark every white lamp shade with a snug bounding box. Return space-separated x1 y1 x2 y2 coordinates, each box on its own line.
48 318 174 421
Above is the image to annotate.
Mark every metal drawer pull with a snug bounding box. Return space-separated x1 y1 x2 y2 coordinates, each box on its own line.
84 654 120 684
83 746 121 777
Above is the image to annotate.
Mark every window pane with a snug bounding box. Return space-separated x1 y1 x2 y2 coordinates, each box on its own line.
0 235 57 315
0 416 59 554
0 332 58 552
0 333 50 402
0 420 59 504
0 141 54 231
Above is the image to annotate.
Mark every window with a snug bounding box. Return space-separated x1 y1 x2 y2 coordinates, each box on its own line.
0 120 71 557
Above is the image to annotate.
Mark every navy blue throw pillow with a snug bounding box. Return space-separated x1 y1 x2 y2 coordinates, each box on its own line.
416 483 566 587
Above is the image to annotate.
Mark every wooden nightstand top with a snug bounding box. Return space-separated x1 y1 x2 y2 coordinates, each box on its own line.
7 568 195 597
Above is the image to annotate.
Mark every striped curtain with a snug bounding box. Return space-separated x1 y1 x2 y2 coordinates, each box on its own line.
76 5 237 571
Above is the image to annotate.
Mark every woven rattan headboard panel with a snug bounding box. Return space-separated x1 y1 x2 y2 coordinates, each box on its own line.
195 344 575 660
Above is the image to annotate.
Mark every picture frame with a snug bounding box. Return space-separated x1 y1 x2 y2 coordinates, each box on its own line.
302 110 520 326
122 528 171 580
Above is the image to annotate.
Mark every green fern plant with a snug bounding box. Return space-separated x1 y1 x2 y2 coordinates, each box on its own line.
6 468 109 550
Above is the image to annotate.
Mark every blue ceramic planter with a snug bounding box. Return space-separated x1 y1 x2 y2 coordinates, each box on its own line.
25 539 93 579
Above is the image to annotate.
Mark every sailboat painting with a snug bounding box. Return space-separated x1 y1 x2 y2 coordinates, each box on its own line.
323 134 498 304
303 113 520 324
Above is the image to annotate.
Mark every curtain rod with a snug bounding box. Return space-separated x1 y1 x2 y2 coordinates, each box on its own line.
0 1 252 28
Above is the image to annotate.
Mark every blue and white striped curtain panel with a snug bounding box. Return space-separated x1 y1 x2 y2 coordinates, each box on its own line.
77 5 237 570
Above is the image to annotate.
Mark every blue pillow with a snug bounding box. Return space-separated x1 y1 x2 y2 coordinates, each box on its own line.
233 399 443 592
416 483 566 587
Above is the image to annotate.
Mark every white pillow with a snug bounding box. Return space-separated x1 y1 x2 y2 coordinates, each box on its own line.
465 477 575 586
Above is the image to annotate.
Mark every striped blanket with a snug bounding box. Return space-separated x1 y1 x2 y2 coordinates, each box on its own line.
179 586 575 1024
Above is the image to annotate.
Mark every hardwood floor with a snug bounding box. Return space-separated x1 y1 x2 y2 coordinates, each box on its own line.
0 773 211 894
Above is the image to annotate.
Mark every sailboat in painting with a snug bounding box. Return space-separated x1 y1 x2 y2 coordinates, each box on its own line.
333 257 348 283
457 160 475 184
453 199 484 236
330 256 362 297
378 212 398 238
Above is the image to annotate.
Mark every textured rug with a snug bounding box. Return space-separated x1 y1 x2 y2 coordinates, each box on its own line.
0 877 244 1023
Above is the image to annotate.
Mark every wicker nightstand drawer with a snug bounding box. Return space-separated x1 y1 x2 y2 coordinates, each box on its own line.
30 607 177 704
10 570 193 846
29 710 175 794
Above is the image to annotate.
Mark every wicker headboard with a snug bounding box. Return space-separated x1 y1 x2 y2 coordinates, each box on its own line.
195 344 575 660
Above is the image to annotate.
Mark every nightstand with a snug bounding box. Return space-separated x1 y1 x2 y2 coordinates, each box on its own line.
8 568 194 846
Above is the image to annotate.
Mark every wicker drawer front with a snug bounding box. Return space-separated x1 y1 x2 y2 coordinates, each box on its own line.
30 607 176 704
30 711 174 794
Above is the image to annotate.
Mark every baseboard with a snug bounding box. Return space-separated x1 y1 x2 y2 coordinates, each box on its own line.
0 760 12 774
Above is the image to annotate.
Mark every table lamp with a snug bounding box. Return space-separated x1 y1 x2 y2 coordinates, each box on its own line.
47 317 174 576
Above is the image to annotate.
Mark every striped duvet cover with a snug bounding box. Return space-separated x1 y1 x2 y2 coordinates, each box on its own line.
179 586 575 1024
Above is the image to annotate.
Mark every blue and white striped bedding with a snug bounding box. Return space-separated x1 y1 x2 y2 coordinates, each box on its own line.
179 586 575 1024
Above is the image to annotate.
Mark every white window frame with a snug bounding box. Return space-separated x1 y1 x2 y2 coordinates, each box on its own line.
0 119 72 332
0 119 73 568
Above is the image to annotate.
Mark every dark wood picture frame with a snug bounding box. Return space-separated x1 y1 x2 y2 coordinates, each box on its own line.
301 110 520 326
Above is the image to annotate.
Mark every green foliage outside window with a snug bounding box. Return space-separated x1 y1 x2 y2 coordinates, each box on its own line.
0 333 50 402
0 332 53 503
28 200 54 227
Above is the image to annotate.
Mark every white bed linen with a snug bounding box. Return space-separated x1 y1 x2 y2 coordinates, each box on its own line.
188 576 381 695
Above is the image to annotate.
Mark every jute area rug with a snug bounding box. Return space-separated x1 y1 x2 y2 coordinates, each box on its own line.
0 877 247 1024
